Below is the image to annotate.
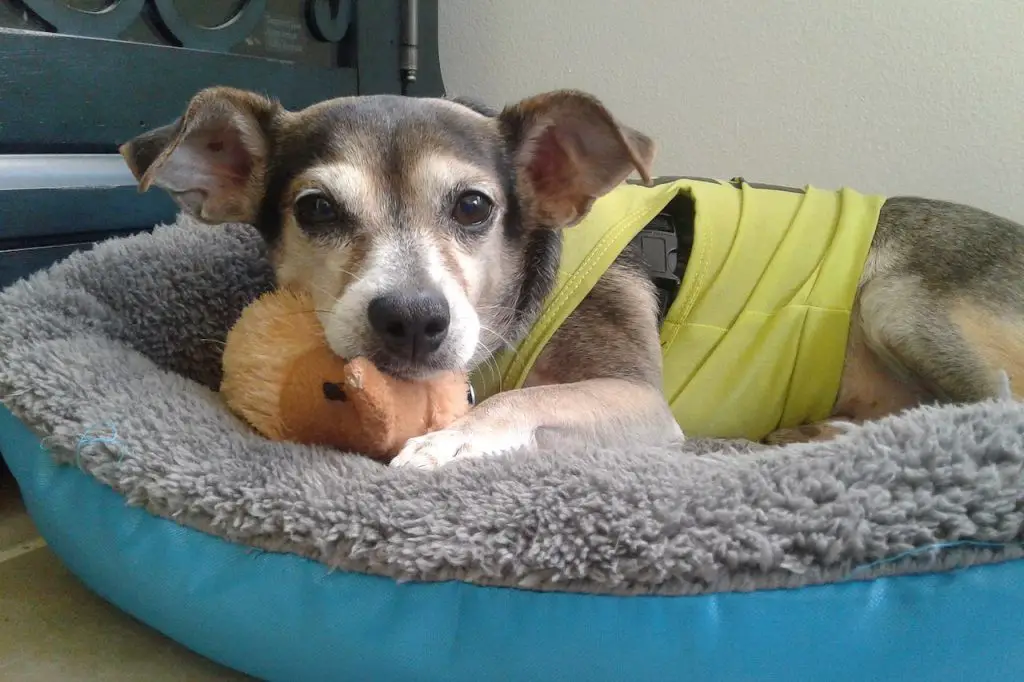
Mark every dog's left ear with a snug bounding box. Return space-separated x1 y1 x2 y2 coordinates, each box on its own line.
499 90 655 227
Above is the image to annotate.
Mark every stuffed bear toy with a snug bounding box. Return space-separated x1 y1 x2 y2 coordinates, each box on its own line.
220 289 472 463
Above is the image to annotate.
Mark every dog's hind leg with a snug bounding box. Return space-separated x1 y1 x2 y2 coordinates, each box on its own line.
849 276 1009 405
945 301 1024 398
851 196 1024 404
767 196 1024 446
765 274 1024 446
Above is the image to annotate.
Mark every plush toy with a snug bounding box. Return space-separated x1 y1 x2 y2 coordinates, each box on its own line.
220 289 472 462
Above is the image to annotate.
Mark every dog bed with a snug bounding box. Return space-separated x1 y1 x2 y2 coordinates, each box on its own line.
1 216 1022 682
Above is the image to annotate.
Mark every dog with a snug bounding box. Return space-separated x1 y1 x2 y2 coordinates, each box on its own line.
120 87 1024 468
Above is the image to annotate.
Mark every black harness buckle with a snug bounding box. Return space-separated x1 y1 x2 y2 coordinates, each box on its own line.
630 211 686 320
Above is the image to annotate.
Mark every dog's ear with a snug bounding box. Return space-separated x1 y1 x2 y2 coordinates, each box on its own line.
119 87 280 224
499 89 655 227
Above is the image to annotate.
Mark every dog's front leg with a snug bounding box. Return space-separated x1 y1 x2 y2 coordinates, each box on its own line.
391 249 673 470
390 379 682 469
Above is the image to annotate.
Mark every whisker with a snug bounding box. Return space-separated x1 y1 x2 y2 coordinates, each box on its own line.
475 304 518 312
472 339 504 394
478 323 513 350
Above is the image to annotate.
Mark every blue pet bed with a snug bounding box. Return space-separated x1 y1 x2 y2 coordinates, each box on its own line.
1 219 1022 682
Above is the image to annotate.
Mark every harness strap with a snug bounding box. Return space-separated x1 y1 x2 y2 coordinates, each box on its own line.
470 182 681 401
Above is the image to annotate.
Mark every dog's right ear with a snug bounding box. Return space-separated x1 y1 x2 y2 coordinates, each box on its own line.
119 87 280 224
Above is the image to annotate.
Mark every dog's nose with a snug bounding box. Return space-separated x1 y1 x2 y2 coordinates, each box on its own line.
367 289 451 359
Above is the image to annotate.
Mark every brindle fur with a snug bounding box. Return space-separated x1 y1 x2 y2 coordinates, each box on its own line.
121 87 1024 463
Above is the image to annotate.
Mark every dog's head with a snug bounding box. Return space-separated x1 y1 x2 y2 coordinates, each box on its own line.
121 87 654 379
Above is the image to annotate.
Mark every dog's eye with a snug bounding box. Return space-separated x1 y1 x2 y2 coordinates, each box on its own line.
451 191 493 227
295 192 339 226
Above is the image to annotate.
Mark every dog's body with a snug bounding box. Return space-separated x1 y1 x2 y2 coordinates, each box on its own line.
121 88 1024 468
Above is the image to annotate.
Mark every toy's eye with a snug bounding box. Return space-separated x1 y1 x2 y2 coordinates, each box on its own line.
295 191 339 227
323 382 347 402
451 191 493 227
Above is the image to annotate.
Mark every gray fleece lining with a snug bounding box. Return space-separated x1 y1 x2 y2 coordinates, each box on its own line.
0 216 1021 596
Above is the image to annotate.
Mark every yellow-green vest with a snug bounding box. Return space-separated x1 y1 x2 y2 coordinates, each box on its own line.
470 178 885 441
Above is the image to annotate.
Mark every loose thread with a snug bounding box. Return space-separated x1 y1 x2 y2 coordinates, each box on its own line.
849 540 1022 576
73 422 125 469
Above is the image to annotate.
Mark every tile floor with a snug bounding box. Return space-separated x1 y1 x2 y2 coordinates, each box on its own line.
0 469 253 681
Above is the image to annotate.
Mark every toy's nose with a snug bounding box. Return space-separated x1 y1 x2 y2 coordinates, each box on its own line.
322 382 348 402
367 288 450 361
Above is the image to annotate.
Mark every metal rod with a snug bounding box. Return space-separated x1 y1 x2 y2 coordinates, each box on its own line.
400 0 419 84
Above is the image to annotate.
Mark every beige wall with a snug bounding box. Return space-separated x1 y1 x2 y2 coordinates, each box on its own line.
439 0 1024 222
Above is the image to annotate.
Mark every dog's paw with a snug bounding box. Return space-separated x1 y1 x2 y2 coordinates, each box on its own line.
390 426 533 470
390 430 471 469
762 419 857 446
